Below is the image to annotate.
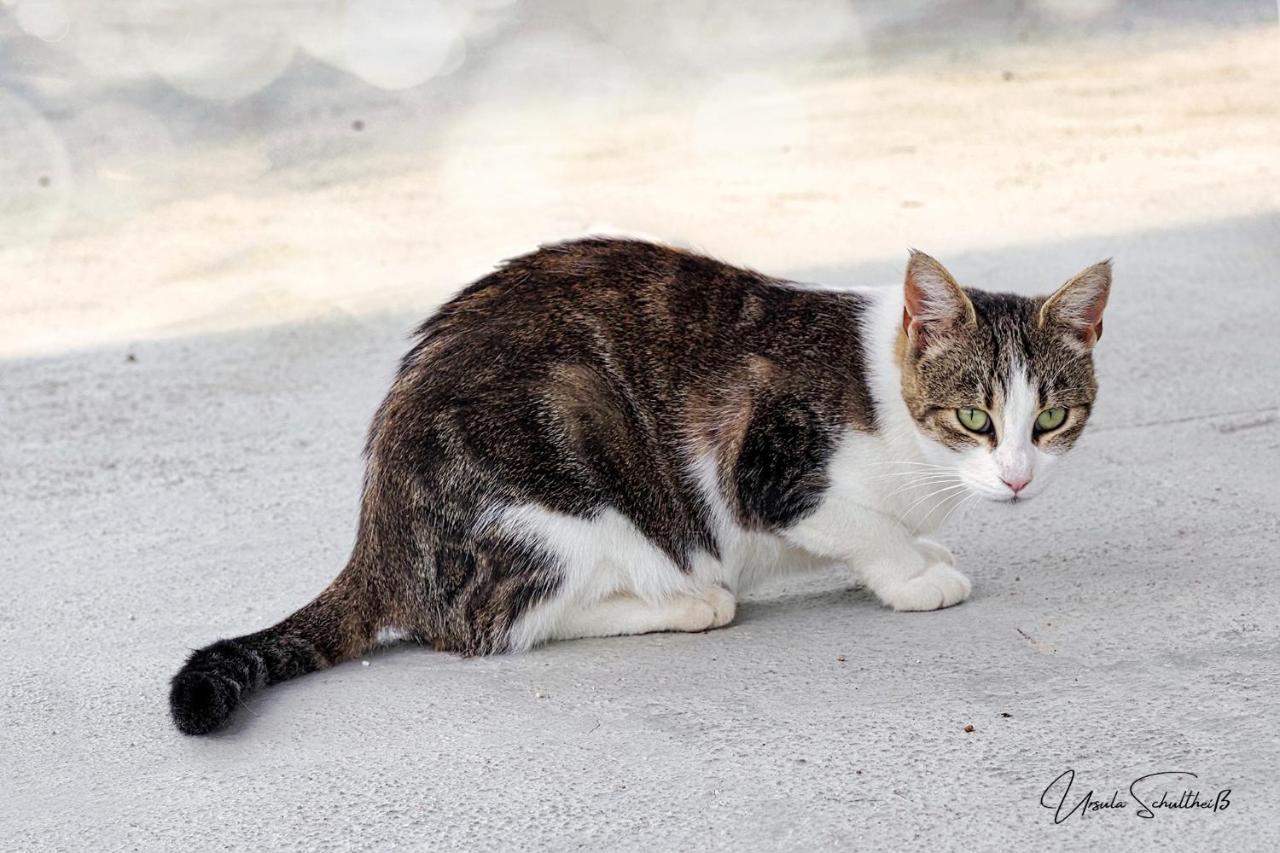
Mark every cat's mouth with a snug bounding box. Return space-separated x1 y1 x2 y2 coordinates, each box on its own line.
992 483 1043 503
965 479 1034 503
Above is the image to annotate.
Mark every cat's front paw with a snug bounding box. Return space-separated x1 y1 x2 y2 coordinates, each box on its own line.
699 584 737 629
672 584 737 632
880 563 972 612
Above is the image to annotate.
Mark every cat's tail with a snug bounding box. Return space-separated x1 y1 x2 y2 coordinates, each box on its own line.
168 561 378 735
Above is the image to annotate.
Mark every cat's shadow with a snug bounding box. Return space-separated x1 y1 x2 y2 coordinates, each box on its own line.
738 582 875 622
192 583 876 738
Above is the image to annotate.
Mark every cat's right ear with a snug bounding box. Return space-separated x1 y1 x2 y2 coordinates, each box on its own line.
903 250 975 349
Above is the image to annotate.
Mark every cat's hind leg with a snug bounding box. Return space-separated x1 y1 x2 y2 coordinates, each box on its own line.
494 504 738 648
548 585 736 642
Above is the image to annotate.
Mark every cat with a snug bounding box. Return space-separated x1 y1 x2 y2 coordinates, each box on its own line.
169 238 1110 735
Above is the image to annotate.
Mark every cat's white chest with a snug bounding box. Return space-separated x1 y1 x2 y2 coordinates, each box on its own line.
823 429 965 536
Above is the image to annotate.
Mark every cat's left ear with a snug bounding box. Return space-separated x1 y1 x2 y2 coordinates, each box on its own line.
1039 260 1111 348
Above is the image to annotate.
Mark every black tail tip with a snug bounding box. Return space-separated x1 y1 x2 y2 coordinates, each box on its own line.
169 667 238 735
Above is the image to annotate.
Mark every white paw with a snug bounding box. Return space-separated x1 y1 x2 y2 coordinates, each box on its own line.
671 585 737 632
916 538 955 566
672 596 718 632
880 563 972 612
700 584 737 628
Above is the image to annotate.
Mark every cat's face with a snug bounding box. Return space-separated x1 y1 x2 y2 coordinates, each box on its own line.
898 252 1111 502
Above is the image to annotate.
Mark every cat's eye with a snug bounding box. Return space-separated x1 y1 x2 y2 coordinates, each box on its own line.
1037 407 1068 431
956 407 990 433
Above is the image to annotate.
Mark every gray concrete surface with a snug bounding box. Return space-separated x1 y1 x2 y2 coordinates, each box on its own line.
3 213 1278 850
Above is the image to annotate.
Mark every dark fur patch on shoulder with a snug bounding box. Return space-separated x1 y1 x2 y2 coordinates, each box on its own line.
733 392 834 529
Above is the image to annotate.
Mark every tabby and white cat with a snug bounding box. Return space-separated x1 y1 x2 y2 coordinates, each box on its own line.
170 239 1110 734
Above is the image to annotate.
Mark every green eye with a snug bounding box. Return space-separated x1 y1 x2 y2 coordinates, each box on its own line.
1037 407 1068 431
956 407 990 433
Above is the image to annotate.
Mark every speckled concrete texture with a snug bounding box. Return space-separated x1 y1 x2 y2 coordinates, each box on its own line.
3 214 1278 850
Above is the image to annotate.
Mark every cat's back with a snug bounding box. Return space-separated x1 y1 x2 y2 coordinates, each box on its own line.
369 238 871 491
423 237 772 338
362 238 795 533
394 237 796 392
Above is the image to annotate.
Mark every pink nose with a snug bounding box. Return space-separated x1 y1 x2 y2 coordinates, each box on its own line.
1002 476 1031 495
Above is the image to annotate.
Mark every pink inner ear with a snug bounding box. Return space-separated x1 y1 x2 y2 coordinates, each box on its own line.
1066 294 1106 346
1063 315 1103 348
901 306 933 349
903 275 939 325
1080 296 1106 328
903 276 942 347
903 252 972 349
1047 263 1110 345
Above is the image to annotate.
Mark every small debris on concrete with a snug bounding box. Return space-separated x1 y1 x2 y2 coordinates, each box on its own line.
963 724 975 733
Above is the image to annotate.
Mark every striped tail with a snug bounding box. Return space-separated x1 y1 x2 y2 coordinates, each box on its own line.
169 571 373 735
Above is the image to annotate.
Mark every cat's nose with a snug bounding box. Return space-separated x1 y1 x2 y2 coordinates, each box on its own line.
1001 476 1031 495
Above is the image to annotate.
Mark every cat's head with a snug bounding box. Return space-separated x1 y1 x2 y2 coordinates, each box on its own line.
897 251 1111 502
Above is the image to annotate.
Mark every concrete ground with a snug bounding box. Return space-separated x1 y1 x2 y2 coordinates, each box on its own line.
3 2 1279 851
5 214 1278 850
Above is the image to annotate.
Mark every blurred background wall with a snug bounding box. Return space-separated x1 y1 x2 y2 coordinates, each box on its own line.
1 0 1276 357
